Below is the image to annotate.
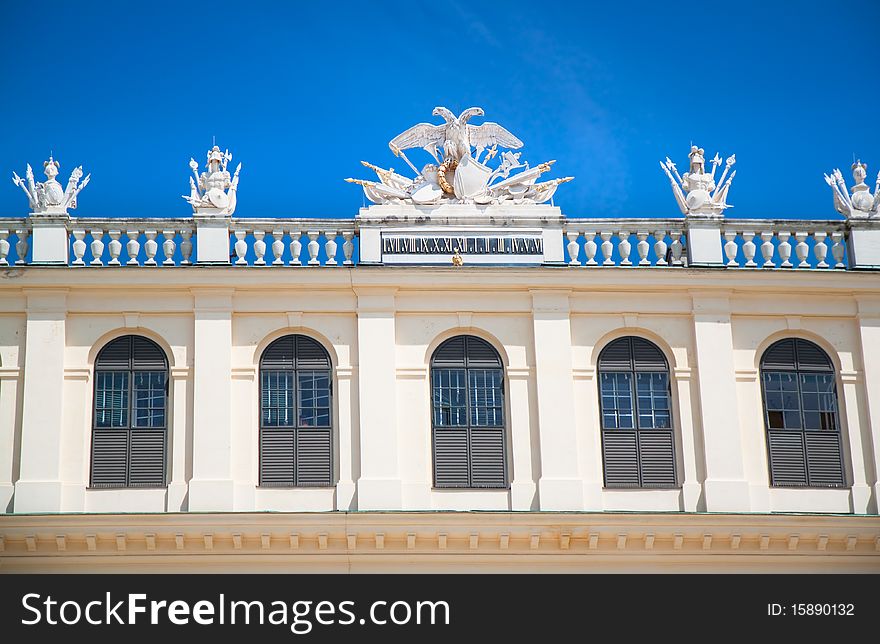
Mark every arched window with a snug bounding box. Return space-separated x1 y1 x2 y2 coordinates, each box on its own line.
91 335 168 488
760 338 845 487
598 337 676 488
431 336 506 488
259 334 333 486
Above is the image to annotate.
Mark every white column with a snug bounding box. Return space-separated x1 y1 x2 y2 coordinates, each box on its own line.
188 289 235 510
0 365 20 511
193 214 231 265
14 289 67 512
839 372 871 514
354 288 401 509
856 297 880 513
673 367 702 511
685 213 724 267
335 365 357 510
28 215 69 265
530 290 584 510
691 293 751 511
507 367 536 510
167 366 191 511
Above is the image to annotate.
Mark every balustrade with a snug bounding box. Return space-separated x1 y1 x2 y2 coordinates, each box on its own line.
67 222 194 267
228 223 357 266
564 223 686 267
721 225 847 269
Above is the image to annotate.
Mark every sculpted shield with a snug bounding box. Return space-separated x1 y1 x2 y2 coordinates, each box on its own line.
453 154 492 200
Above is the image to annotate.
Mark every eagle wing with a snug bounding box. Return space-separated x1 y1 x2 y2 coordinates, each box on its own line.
467 122 524 150
389 122 446 154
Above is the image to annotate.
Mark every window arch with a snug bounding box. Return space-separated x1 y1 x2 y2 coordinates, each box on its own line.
259 334 333 487
597 336 676 488
91 335 168 488
430 335 506 488
760 338 845 487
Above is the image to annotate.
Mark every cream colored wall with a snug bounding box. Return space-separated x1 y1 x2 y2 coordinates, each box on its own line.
0 269 878 516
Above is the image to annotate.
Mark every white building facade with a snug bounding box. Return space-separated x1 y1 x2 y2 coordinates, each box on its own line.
1 123 880 571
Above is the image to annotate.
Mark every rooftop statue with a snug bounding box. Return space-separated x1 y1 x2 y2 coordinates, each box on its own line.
346 106 573 205
824 160 879 219
183 145 242 215
660 145 736 215
11 156 90 215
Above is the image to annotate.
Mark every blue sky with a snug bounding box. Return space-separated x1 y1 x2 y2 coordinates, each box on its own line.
1 0 878 219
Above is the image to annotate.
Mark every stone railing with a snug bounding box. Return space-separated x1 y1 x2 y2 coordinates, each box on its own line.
229 219 357 267
1 210 878 270
563 219 686 267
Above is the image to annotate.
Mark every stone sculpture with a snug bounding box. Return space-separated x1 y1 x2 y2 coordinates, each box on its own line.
11 156 90 214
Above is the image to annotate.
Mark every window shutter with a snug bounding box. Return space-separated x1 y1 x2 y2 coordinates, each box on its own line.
795 340 833 371
631 338 667 370
469 426 506 487
465 337 503 367
131 337 167 369
601 430 640 487
296 336 332 369
260 428 296 486
433 427 470 487
128 428 166 486
637 430 676 487
598 338 632 371
433 336 467 366
295 427 333 486
95 336 132 369
762 339 797 370
804 432 845 487
261 336 296 368
91 430 129 487
767 430 808 486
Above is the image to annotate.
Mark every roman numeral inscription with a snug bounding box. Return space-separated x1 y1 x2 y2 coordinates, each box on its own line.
382 234 543 255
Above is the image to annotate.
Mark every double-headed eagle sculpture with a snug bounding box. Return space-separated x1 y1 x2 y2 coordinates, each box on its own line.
347 106 573 205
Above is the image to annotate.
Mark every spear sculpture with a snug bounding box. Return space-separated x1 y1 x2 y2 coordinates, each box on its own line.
660 160 688 214
714 170 736 206
709 153 722 181
664 157 683 185
11 165 37 209
824 169 853 216
712 155 736 200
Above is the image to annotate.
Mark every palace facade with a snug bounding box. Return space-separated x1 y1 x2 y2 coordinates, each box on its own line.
1 129 880 572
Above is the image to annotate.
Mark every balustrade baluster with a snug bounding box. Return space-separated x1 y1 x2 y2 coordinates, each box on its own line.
144 231 158 266
566 230 580 266
289 230 303 266
743 232 758 267
618 230 632 266
600 232 614 265
760 232 774 267
253 230 267 266
831 232 845 268
653 230 668 266
636 232 650 265
794 232 809 268
777 232 793 268
89 229 104 266
307 231 320 265
180 230 193 265
271 230 285 265
0 231 9 266
15 229 28 265
342 231 354 265
71 230 86 266
126 230 141 266
107 231 122 266
723 231 738 266
233 230 248 265
584 232 598 265
670 231 683 266
162 231 176 266
325 231 338 266
813 232 828 268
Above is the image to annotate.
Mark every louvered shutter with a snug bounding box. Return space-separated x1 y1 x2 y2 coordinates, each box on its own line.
90 430 129 488
599 337 676 488
260 429 296 486
92 335 168 488
469 426 506 487
433 427 470 487
259 334 334 487
431 336 507 488
804 432 845 487
601 431 640 487
762 339 845 488
637 431 676 487
767 431 808 486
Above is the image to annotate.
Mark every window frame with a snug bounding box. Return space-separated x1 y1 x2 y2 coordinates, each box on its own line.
597 336 678 489
759 338 846 489
258 334 334 488
90 335 169 489
430 335 508 490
